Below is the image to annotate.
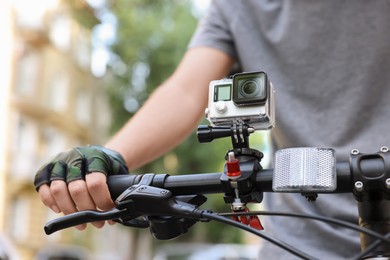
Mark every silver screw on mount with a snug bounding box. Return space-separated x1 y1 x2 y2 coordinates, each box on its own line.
386 178 390 190
354 181 364 192
351 149 359 155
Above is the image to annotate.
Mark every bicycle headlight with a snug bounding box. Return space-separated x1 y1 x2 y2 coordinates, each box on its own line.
273 148 336 192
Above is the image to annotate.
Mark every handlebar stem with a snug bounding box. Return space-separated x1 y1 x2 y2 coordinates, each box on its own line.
350 148 390 257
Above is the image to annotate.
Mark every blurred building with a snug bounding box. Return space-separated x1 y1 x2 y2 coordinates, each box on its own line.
0 0 134 259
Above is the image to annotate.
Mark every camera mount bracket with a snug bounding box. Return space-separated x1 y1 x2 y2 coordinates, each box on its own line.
197 123 255 149
197 122 264 211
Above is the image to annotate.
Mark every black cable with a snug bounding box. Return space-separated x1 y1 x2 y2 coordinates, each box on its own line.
352 233 390 260
221 211 390 259
200 211 314 260
221 211 390 246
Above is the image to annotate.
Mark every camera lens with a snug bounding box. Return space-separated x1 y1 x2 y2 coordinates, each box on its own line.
240 80 260 97
232 71 267 106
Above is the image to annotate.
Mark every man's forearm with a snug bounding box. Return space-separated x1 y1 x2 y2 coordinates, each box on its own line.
105 80 207 170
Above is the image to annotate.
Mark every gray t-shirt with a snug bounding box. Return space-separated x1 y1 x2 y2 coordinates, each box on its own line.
189 0 390 259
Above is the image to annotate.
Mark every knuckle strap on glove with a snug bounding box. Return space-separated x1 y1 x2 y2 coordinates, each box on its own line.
34 145 128 192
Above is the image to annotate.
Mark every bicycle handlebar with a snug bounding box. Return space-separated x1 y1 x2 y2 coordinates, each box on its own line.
107 161 353 199
44 149 390 259
44 161 353 236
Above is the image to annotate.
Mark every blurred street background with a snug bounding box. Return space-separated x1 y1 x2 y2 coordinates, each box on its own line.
0 0 269 259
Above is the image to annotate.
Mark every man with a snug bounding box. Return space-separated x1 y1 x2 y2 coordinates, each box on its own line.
35 1 390 258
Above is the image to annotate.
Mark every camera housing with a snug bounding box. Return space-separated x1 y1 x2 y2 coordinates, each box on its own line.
205 71 275 130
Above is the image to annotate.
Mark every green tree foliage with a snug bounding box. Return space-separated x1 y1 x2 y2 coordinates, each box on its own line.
106 0 198 133
104 0 267 244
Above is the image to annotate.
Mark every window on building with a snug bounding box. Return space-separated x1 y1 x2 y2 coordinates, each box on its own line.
41 125 68 160
12 0 55 29
75 88 92 124
14 46 41 97
11 114 39 179
45 71 69 112
48 12 72 51
9 196 30 241
73 27 91 70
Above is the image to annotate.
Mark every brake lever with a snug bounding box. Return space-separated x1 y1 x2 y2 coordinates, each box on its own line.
44 185 152 234
44 183 206 236
43 186 154 234
44 207 129 235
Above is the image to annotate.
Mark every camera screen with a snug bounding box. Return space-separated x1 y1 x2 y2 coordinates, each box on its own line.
214 84 231 101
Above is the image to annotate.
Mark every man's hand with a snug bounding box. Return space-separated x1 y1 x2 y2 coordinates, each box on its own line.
34 145 128 230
